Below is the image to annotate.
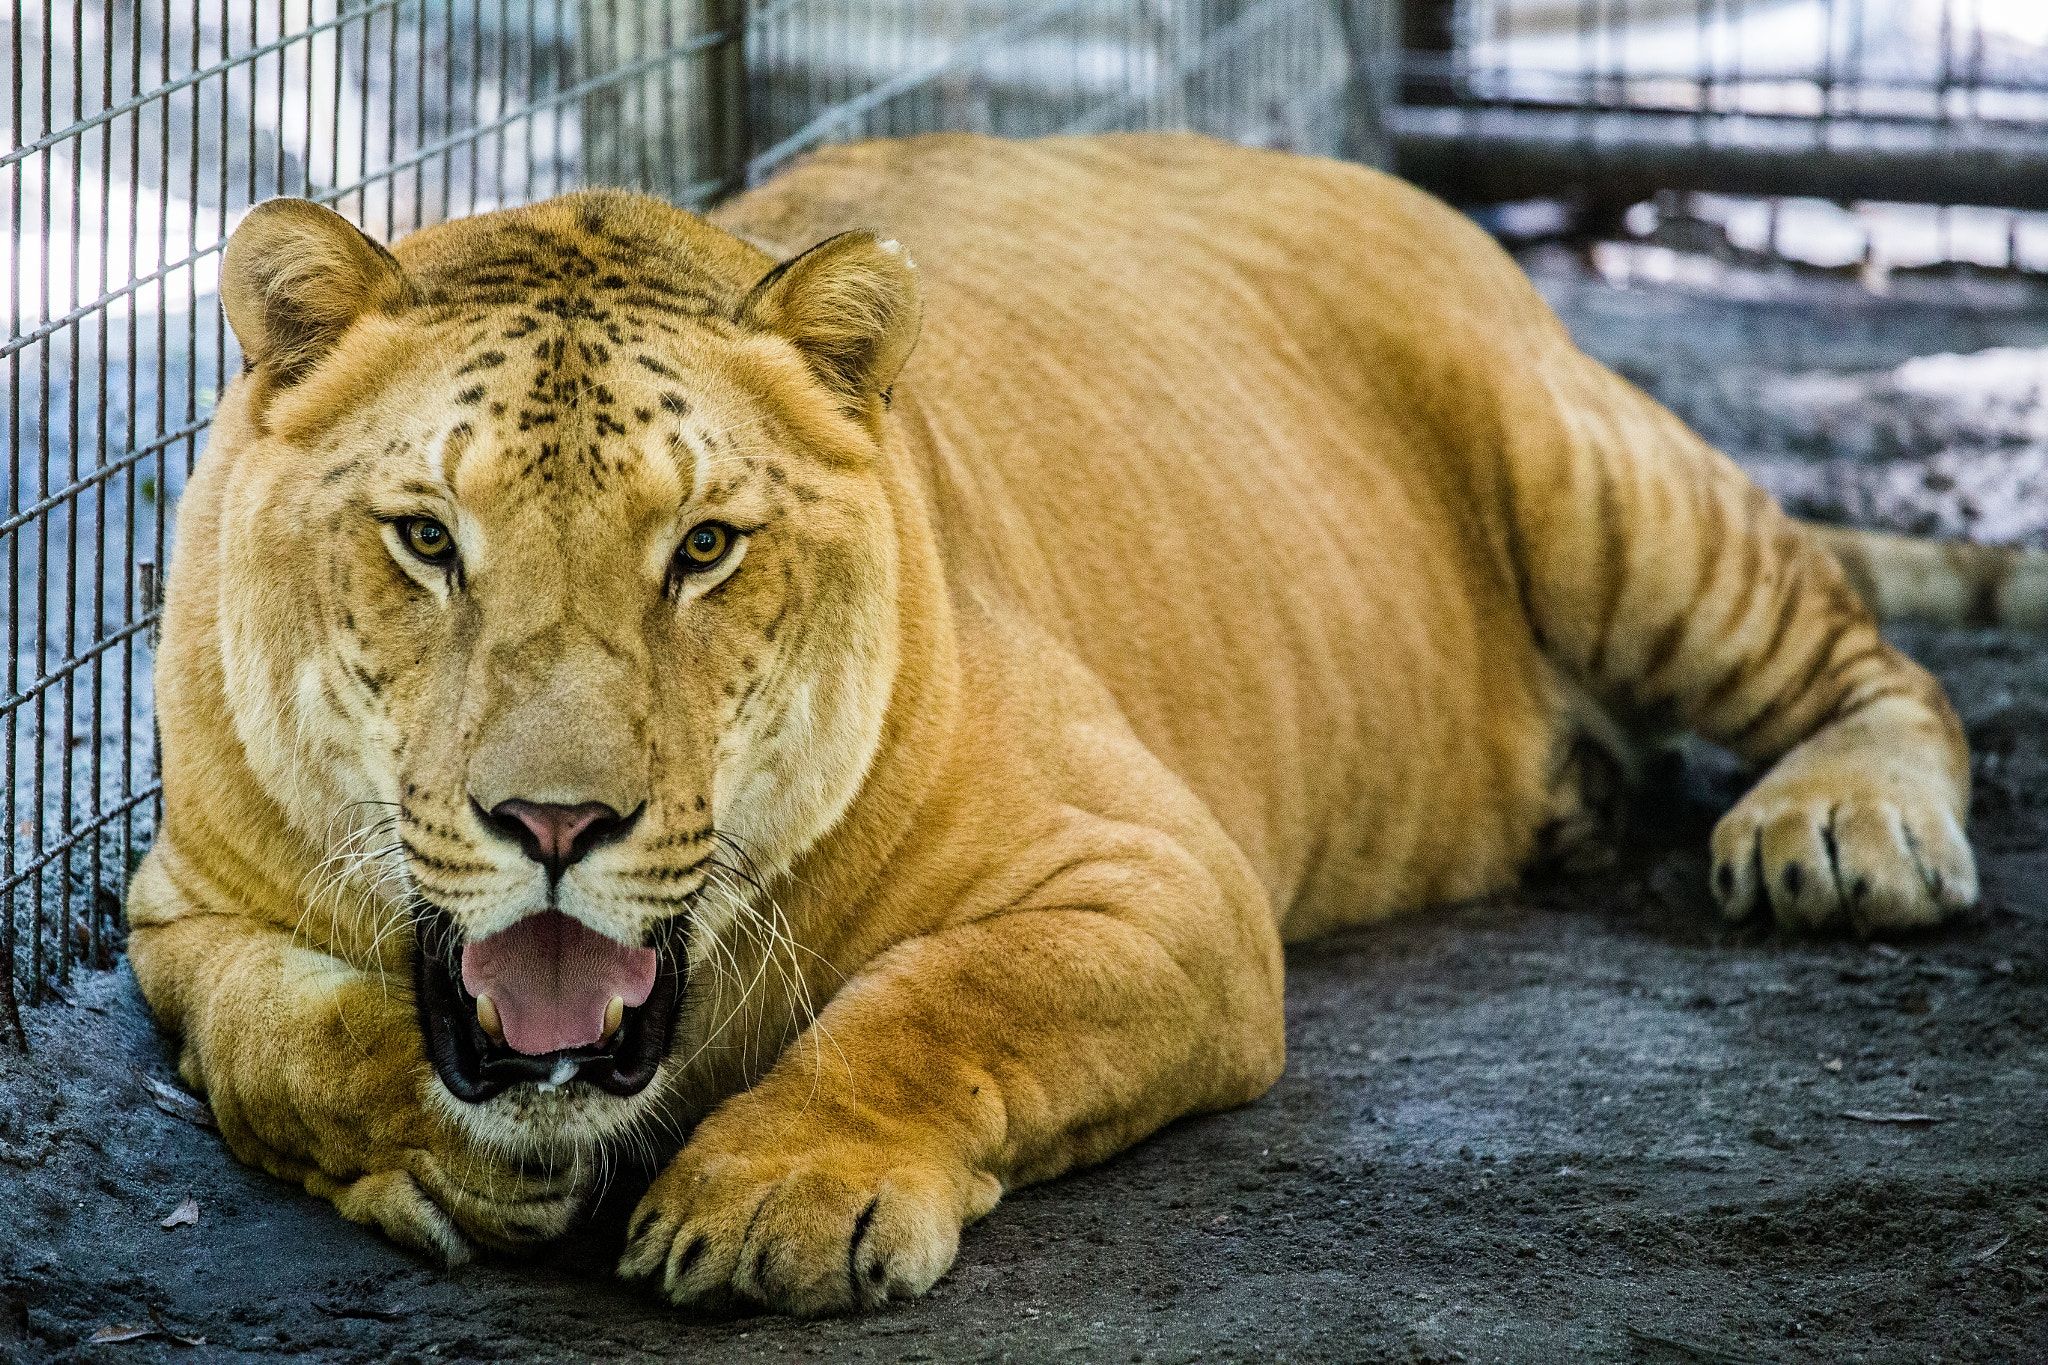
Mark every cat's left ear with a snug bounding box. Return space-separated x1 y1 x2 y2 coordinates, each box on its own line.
741 231 921 411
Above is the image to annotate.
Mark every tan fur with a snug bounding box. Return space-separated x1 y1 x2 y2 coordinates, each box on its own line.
129 133 2000 1313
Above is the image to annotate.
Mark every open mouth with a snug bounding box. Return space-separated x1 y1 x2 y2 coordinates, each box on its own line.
413 903 687 1103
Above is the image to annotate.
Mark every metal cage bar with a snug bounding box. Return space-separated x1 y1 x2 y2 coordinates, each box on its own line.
1391 1 2048 216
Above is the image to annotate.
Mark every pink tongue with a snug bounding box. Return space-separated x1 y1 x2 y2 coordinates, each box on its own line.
459 911 658 1056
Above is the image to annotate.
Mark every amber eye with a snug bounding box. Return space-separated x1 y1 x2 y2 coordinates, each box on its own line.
676 522 735 574
397 516 456 565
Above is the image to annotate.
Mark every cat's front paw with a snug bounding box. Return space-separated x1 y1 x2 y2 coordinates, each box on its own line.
618 1108 1000 1316
1710 762 1975 934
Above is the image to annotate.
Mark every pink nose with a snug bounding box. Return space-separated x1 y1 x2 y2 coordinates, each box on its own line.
484 799 625 873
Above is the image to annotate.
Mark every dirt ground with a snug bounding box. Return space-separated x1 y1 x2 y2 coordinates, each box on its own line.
4 250 2047 1363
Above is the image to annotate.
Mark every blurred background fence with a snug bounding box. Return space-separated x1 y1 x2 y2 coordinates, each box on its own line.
2 0 2045 1041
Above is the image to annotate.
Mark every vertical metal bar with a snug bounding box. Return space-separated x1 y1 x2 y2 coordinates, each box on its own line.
249 0 261 210
467 0 486 211
90 0 121 969
553 0 569 194
186 1 202 498
522 0 537 201
385 0 399 236
61 0 87 980
492 0 511 206
442 0 458 213
304 0 317 199
1333 0 1394 170
358 0 376 222
415 0 428 220
3 0 24 1043
276 0 289 194
1844 0 1865 120
153 0 173 915
1819 0 1837 119
333 0 349 206
1937 0 1953 126
33 0 55 998
124 0 146 925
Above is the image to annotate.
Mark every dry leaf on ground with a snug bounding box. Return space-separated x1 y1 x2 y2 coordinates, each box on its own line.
136 1072 215 1130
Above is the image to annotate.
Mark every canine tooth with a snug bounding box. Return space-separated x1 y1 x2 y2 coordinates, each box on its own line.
477 993 503 1042
603 995 625 1039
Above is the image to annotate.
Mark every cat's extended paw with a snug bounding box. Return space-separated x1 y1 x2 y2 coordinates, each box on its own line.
205 1078 585 1266
1710 767 1976 934
617 1116 1000 1316
297 1143 585 1265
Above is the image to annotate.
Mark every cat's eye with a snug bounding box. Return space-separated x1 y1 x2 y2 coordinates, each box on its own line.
675 522 735 573
397 516 456 565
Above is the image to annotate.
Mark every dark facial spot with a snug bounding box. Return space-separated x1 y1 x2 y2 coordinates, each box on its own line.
454 349 506 375
455 384 486 405
660 392 690 416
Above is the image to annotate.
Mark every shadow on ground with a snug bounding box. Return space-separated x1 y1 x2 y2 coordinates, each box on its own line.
4 256 2047 1364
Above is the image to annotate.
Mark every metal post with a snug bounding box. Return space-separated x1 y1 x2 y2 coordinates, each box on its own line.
1334 0 1400 170
1398 0 1455 106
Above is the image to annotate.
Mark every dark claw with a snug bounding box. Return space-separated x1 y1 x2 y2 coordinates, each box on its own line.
848 1195 881 1304
1781 861 1804 897
673 1235 706 1281
1714 862 1735 899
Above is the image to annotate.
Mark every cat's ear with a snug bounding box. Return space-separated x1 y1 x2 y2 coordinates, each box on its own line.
741 231 921 409
222 198 415 385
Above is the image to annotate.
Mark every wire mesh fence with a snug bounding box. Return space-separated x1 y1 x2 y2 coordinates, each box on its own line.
0 0 1359 1040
